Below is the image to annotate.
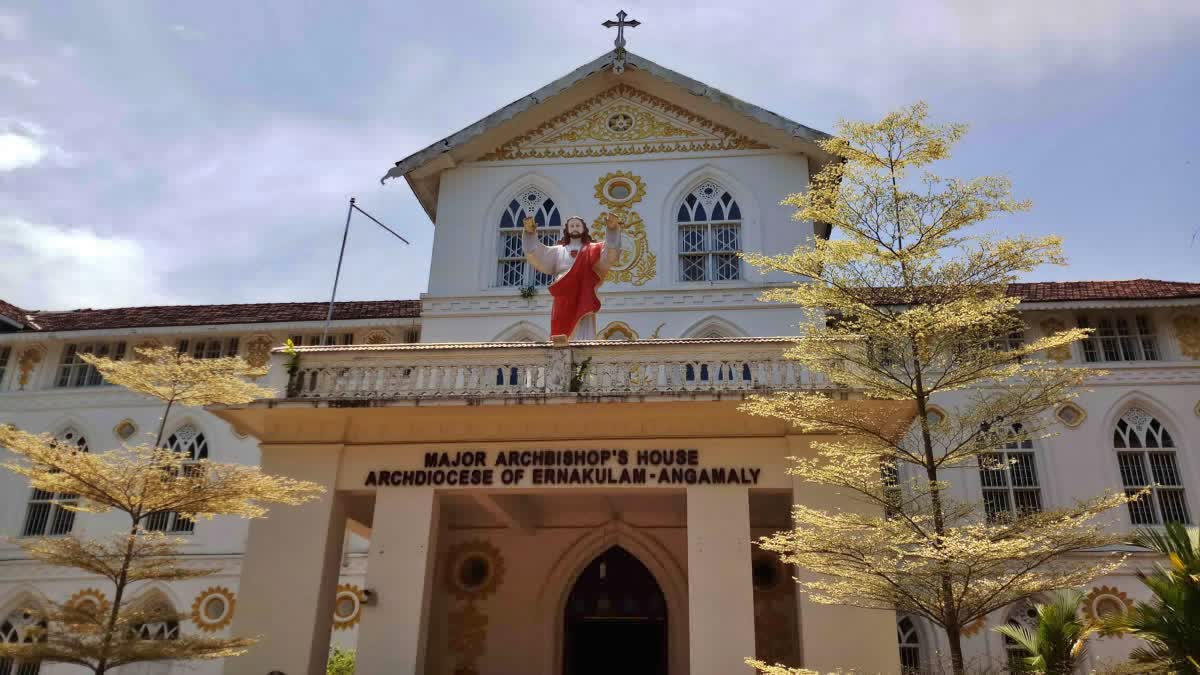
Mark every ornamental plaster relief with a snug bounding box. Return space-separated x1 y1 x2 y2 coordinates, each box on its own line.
1173 313 1200 359
478 84 769 162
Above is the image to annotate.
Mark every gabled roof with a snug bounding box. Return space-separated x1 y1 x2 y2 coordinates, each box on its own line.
5 300 421 334
380 49 833 220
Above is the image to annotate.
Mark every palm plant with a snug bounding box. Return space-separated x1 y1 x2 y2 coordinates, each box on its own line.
994 590 1094 674
1103 523 1200 674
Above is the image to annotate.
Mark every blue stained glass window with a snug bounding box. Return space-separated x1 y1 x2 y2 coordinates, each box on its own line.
677 204 690 222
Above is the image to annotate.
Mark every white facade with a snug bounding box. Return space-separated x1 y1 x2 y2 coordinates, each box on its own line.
1 45 1198 675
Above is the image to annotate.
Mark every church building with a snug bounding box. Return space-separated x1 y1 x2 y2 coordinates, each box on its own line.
2 21 1199 675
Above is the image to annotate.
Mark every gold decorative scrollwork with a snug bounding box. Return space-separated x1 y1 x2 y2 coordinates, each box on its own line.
191 586 236 632
17 344 44 389
447 602 488 670
1040 318 1073 362
1173 314 1200 359
591 171 656 286
244 335 273 368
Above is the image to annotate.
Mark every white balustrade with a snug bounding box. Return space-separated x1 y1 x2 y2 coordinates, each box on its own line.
279 339 833 400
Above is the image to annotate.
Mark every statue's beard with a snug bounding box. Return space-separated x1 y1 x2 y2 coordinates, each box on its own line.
568 232 583 240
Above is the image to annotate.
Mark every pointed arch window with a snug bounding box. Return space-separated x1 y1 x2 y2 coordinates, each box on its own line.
978 424 1042 523
1003 600 1039 669
677 181 742 282
1114 408 1189 525
145 425 208 534
21 428 88 537
0 606 46 675
130 595 180 642
897 615 922 673
497 186 560 287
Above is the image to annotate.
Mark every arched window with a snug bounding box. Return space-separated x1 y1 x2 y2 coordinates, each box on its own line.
497 186 560 288
1 606 46 675
897 615 922 673
1114 408 1189 525
21 428 88 537
1003 600 1039 669
978 424 1042 523
145 425 208 534
677 181 742 282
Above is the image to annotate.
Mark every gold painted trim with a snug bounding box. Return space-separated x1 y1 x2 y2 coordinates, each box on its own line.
594 170 646 210
1174 314 1200 360
113 419 138 441
599 321 639 342
191 586 236 632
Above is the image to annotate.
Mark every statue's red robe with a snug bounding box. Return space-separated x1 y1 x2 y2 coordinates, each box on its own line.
548 242 605 340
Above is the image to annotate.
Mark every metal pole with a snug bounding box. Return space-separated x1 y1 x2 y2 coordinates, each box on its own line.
322 197 355 343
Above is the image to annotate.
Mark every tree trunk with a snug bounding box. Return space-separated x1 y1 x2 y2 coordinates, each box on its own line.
95 520 139 675
946 624 966 675
153 397 175 448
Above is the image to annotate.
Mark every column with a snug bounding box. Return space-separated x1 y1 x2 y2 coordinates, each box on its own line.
355 488 441 674
226 445 346 675
687 486 756 675
790 443 900 673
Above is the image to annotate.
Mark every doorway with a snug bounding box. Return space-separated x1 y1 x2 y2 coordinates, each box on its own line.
563 546 668 675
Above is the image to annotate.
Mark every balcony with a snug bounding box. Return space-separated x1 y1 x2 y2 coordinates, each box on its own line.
274 338 835 403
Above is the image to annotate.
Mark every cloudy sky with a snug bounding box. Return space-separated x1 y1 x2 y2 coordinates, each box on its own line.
2 2 1198 310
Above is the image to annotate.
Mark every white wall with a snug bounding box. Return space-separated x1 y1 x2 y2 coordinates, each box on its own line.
421 150 815 342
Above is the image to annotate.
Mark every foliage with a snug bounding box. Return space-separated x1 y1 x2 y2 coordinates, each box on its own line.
994 590 1095 674
519 285 538 300
740 103 1129 675
0 349 322 674
326 645 355 675
1102 523 1200 673
569 356 592 393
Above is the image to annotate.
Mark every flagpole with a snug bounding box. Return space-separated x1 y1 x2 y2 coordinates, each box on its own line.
322 197 356 343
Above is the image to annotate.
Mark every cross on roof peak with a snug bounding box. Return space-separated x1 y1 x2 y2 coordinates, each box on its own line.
602 10 640 50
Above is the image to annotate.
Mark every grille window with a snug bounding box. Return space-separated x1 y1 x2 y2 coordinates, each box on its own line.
55 342 126 388
1077 314 1160 362
1114 408 1188 525
677 181 742 282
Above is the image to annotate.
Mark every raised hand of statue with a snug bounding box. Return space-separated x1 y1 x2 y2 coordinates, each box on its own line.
603 212 621 231
522 216 537 233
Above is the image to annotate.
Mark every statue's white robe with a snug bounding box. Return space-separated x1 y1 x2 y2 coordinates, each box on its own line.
522 228 622 340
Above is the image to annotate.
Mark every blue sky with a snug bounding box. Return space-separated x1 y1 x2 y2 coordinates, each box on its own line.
1 2 1198 310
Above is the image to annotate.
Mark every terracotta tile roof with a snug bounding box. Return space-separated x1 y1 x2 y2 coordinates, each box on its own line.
1006 279 1200 303
16 300 421 333
0 300 29 328
867 279 1200 306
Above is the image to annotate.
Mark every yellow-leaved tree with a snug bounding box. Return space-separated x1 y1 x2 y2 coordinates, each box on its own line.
0 346 322 675
741 104 1130 675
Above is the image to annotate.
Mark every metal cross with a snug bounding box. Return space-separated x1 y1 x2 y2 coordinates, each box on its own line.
602 10 640 50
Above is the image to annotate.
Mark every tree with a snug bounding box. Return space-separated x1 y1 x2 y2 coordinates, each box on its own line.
1102 523 1200 673
0 346 323 675
994 590 1094 674
741 103 1130 675
326 645 356 675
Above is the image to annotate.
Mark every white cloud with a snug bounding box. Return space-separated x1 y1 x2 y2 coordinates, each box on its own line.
651 0 1200 100
0 65 36 86
0 218 173 310
0 11 26 41
0 133 45 171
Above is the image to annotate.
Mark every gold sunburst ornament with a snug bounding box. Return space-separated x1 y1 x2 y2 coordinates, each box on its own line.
191 586 236 632
594 170 646 210
445 540 506 601
960 615 987 637
332 583 365 630
66 588 110 630
1083 585 1133 622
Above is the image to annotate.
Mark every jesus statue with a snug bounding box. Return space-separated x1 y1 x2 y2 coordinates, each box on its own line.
522 212 622 342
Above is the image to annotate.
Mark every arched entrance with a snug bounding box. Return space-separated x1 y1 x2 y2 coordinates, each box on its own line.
563 546 668 675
